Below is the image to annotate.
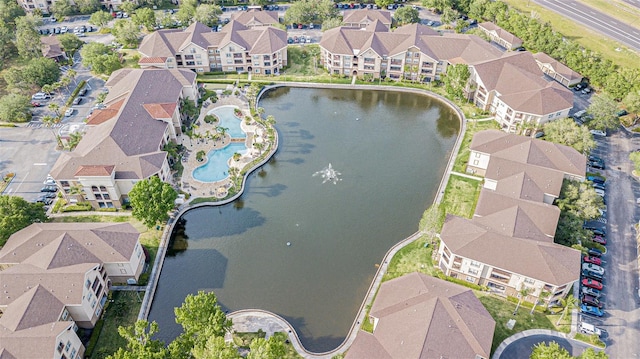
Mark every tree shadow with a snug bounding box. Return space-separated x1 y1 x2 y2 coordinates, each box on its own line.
250 183 288 197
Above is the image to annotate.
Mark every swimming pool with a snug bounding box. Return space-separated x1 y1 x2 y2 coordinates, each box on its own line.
209 106 246 139
192 143 248 182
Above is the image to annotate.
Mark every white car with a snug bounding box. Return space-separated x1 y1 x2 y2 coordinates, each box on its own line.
64 108 75 117
590 129 606 137
582 263 605 276
594 188 605 197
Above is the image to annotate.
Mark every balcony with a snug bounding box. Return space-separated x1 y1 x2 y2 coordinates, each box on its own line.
390 59 402 65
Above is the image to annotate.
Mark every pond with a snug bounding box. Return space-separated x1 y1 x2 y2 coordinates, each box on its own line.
149 87 460 352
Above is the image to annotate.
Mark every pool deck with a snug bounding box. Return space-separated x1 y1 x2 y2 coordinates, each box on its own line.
178 96 269 199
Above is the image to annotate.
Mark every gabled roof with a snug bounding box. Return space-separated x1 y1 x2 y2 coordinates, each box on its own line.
474 189 560 241
75 165 115 177
416 33 502 64
478 22 522 46
441 215 581 285
470 130 587 178
472 52 573 115
50 68 195 181
343 9 392 25
533 52 582 82
485 157 565 198
346 273 495 359
41 36 65 59
0 222 140 266
230 9 279 27
85 98 125 126
0 320 74 359
0 286 65 332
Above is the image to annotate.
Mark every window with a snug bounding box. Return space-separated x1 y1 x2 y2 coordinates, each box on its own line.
65 341 71 352
70 348 76 359
524 278 535 285
190 48 196 54
473 159 479 165
87 292 93 302
62 310 68 320
255 69 260 73
120 269 127 274
195 54 201 59
91 277 99 291
466 276 475 283
468 268 478 275
57 342 64 353
470 260 481 268
85 279 91 289
99 186 106 192
226 53 231 58
91 298 97 309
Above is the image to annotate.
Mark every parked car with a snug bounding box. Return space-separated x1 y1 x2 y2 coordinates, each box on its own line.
579 322 604 337
590 129 607 137
587 175 605 185
580 304 604 317
31 102 41 107
72 97 82 105
35 196 53 205
588 248 603 257
590 228 606 237
617 109 628 117
78 88 87 96
581 294 603 308
581 286 602 298
582 278 603 290
582 263 604 276
592 182 605 191
64 108 75 117
574 83 585 91
584 255 602 266
41 185 58 192
31 92 49 100
592 235 606 245
287 37 293 44
583 269 604 281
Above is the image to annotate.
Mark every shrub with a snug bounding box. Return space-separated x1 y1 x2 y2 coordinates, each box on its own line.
196 150 206 162
65 80 87 106
204 115 218 124
97 207 117 212
61 202 93 212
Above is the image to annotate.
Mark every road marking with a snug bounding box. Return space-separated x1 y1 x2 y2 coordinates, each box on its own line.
33 163 47 166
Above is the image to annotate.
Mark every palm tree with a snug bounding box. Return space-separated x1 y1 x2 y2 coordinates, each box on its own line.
48 103 60 116
514 286 531 314
266 115 276 126
41 84 53 96
253 142 264 155
66 69 77 85
531 290 551 314
556 294 578 326
67 131 83 151
68 184 86 202
216 126 229 139
256 107 265 117
42 115 63 148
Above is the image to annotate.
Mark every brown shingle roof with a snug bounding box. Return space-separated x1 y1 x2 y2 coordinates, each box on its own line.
138 56 167 64
346 273 495 359
143 103 177 118
472 52 573 115
0 321 75 359
478 22 522 46
0 286 65 332
470 130 587 178
231 9 279 27
40 36 65 59
0 223 140 266
441 215 581 285
533 52 582 83
74 165 115 177
343 9 392 26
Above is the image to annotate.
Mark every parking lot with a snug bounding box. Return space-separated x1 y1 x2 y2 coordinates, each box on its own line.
578 130 640 357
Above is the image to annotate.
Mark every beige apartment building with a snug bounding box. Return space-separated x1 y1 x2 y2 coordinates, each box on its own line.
138 21 288 75
437 130 585 305
50 68 198 209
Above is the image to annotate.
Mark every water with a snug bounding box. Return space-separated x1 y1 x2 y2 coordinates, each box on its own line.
149 87 460 352
192 143 248 182
209 105 246 138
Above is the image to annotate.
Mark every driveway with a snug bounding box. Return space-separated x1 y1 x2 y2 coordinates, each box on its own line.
498 333 594 358
584 129 640 358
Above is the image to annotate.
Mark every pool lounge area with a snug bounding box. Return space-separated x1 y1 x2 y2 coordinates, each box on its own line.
177 99 267 199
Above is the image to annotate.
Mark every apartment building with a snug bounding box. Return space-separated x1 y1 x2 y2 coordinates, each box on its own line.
230 9 279 28
346 273 495 359
342 8 392 28
533 52 583 88
437 130 585 305
478 22 523 50
468 52 574 133
138 21 288 75
319 21 502 81
49 68 198 209
0 222 145 358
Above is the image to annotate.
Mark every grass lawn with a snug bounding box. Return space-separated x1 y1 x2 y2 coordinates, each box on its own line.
382 235 438 282
440 175 482 218
50 214 131 223
453 120 500 173
88 291 144 358
504 0 640 70
477 294 557 355
118 49 141 69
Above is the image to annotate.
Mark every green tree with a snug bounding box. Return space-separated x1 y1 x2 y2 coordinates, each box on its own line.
80 42 122 75
375 0 394 9
623 90 640 119
75 0 100 14
112 19 141 48
48 102 60 116
556 180 603 221
630 152 640 173
194 4 221 27
42 115 63 148
89 10 113 28
556 294 578 326
108 320 169 359
421 0 453 13
118 1 138 15
128 176 177 228
66 130 83 150
51 0 74 19
58 33 84 56
579 348 608 359
530 341 572 359
468 0 489 20
394 7 420 25
587 93 620 131
284 0 338 26
132 7 157 31
443 64 470 100
514 286 530 314
15 15 42 59
169 290 233 358
0 23 17 67
322 17 342 31
246 334 287 359
0 93 31 122
192 336 240 359
0 195 47 246
175 0 196 25
543 118 596 155
0 0 25 26
441 7 459 25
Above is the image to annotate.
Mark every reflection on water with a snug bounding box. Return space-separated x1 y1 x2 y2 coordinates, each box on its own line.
149 88 460 352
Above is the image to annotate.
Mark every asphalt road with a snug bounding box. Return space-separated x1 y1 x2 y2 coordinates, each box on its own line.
583 130 640 358
499 334 593 358
534 0 640 51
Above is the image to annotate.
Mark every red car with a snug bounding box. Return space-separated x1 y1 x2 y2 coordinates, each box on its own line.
31 102 41 107
582 278 603 290
592 235 606 245
584 256 602 266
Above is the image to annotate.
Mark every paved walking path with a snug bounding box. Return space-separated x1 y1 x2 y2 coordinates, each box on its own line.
110 285 146 291
450 171 483 181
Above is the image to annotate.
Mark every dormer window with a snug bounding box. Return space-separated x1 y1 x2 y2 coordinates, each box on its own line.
190 48 196 54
